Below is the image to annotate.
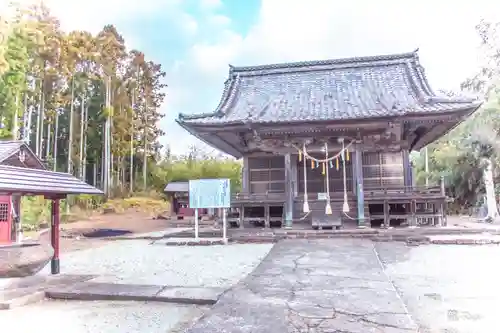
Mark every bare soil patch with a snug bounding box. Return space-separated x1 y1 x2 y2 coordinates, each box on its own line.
37 210 176 254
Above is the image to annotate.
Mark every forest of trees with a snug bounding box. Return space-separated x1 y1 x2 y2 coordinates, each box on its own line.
0 3 242 201
0 3 166 197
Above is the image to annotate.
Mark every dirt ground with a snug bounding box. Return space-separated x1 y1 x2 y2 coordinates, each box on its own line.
36 211 177 254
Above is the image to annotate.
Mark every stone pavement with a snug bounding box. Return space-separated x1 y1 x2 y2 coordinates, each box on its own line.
187 239 417 332
187 239 500 332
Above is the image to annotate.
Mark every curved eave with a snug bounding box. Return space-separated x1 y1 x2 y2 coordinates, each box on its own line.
176 119 243 158
411 103 483 151
177 102 483 130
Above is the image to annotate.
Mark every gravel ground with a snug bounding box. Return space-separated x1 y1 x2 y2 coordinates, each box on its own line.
39 240 273 287
0 300 207 333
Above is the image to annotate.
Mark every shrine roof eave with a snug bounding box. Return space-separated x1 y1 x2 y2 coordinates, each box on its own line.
175 119 244 158
411 103 483 151
0 165 104 197
178 103 481 132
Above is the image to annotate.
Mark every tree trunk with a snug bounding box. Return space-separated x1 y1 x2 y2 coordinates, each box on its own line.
483 158 499 222
39 86 45 158
45 122 51 160
13 94 19 140
35 89 42 156
67 77 75 175
53 111 58 171
83 105 89 180
143 100 148 191
79 96 85 180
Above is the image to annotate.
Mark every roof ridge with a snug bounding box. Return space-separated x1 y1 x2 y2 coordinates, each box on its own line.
229 50 419 74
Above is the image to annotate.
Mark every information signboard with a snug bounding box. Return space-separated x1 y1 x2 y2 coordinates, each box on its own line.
188 178 231 209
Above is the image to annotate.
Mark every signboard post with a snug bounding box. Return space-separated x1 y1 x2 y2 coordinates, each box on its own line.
189 178 231 243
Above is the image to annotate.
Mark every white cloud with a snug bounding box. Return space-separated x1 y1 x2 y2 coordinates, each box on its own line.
9 0 181 34
191 0 500 91
180 13 199 36
208 14 231 27
199 0 222 10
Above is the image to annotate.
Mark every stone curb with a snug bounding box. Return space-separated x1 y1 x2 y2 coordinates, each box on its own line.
45 283 224 306
0 291 45 310
158 240 226 246
428 239 500 245
45 290 218 305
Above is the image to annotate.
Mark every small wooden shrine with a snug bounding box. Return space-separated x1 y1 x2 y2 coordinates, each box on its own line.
177 51 482 229
0 141 46 243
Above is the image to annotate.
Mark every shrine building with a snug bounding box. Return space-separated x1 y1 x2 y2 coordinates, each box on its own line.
176 50 481 230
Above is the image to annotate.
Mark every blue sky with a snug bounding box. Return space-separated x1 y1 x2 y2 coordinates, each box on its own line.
13 0 500 155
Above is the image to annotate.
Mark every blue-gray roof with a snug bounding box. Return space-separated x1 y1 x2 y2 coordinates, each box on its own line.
0 140 45 169
164 181 189 193
178 51 480 125
0 165 103 196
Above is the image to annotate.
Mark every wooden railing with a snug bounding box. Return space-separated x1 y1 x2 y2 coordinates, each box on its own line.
364 185 442 196
231 191 286 203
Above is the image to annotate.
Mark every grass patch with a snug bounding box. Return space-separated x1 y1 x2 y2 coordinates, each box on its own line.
102 196 170 216
17 193 170 232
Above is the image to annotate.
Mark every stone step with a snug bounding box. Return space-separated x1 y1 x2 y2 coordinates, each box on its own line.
46 282 226 305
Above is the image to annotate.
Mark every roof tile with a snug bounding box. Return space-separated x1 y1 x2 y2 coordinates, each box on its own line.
179 51 481 125
0 165 103 196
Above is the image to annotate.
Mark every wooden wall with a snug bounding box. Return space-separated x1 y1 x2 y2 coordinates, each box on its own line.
245 151 405 194
362 151 404 189
248 156 285 193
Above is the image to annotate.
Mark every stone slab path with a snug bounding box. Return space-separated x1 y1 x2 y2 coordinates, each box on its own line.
46 282 225 305
187 239 417 332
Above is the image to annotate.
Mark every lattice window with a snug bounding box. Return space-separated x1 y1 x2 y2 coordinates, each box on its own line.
248 156 286 194
363 152 404 189
0 203 9 222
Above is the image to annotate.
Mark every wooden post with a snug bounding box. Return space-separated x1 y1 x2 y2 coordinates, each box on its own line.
402 149 411 189
239 205 245 229
409 199 416 227
264 204 270 228
242 156 249 193
383 200 390 228
439 176 446 226
284 153 293 228
50 198 60 275
354 147 366 227
222 208 228 244
194 209 199 239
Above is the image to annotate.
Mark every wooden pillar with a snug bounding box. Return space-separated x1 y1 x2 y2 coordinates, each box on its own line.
354 147 366 227
50 198 61 275
242 156 250 193
439 176 446 226
291 154 298 197
284 153 293 228
264 204 270 228
12 194 21 242
239 205 245 229
409 199 416 227
383 200 390 228
402 149 411 188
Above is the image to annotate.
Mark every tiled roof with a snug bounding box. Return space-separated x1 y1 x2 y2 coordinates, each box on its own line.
0 140 45 169
0 165 103 196
0 141 24 162
178 51 481 125
164 181 189 193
